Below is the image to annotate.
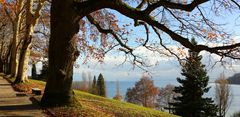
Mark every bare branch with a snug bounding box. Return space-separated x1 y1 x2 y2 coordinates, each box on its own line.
86 15 133 52
144 0 209 14
152 26 183 62
134 21 149 46
136 0 147 9
231 0 240 9
86 14 154 67
101 0 240 59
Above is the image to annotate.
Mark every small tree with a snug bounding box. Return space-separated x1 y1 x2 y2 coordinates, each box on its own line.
113 80 122 101
97 73 106 97
215 73 232 117
91 75 98 95
80 71 88 92
157 84 179 113
39 61 48 80
31 63 37 79
125 75 159 108
88 72 92 92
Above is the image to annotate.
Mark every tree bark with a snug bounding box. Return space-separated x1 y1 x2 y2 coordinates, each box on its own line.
10 21 21 78
5 43 12 74
14 0 32 83
14 40 31 83
41 0 81 107
9 0 24 78
0 59 3 73
0 36 5 73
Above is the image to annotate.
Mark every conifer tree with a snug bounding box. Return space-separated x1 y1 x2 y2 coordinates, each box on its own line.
91 75 98 94
172 38 217 117
97 73 106 97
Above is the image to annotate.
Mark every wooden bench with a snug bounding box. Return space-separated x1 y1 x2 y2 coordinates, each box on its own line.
16 92 27 97
32 88 42 95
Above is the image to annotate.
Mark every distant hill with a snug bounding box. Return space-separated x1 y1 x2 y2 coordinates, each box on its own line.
227 73 240 85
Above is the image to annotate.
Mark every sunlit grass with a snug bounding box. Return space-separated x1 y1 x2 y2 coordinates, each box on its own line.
29 79 46 86
6 76 178 117
74 90 178 117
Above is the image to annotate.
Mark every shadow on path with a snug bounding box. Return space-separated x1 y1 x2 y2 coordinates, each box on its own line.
0 104 41 111
0 83 11 86
0 114 32 117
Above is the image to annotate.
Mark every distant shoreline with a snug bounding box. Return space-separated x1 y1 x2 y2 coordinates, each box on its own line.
208 82 240 86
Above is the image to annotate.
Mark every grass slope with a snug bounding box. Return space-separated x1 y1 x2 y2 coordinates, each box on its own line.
75 90 177 117
5 77 177 117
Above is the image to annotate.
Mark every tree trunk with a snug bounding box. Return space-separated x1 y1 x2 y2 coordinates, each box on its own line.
14 40 31 83
10 1 24 78
5 44 12 74
3 60 8 74
41 0 81 107
10 25 20 78
0 59 3 73
0 40 4 73
14 0 32 84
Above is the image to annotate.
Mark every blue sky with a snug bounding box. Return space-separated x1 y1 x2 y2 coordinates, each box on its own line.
72 1 240 82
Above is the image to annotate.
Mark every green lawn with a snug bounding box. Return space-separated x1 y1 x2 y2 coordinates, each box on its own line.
74 90 178 117
30 79 46 86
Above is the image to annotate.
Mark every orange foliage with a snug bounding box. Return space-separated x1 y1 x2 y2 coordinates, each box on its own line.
207 32 217 40
77 9 124 63
125 75 159 108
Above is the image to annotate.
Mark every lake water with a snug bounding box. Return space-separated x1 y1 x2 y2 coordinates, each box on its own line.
105 80 240 117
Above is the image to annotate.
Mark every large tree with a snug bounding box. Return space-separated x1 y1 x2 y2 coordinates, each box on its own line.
14 0 47 83
172 39 217 117
40 0 82 106
41 0 240 106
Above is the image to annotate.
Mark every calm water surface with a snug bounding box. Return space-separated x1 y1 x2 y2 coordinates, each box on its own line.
106 81 240 117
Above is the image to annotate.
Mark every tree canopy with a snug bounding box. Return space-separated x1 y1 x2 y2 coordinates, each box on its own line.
125 75 159 108
73 0 240 65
